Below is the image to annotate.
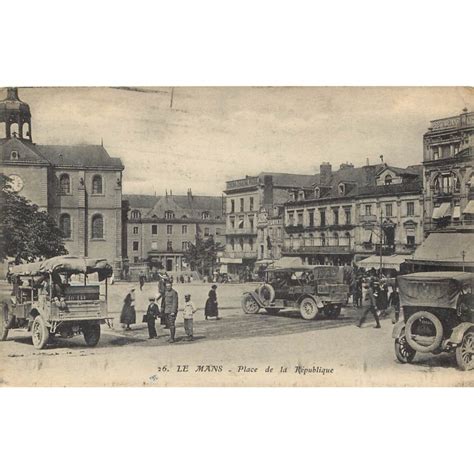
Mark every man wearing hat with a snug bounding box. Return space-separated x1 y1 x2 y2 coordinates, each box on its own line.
145 296 160 339
357 278 381 329
163 280 179 343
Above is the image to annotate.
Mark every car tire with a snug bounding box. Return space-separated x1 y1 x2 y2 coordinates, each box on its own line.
300 298 318 320
257 284 275 306
394 332 416 364
241 294 260 314
405 311 443 354
83 323 101 347
1 303 9 341
455 328 474 371
32 315 49 349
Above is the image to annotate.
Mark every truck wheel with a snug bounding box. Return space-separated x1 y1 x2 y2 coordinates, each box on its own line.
83 323 101 347
455 329 474 371
241 294 260 314
395 333 416 364
405 311 443 354
1 303 9 341
32 315 49 349
300 298 318 320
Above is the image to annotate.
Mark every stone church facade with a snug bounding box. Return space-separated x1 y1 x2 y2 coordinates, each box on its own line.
0 88 124 272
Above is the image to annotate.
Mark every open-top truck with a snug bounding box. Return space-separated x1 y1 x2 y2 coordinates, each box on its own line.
1 256 113 349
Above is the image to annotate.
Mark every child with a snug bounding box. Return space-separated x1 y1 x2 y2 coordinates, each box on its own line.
182 294 196 341
145 296 160 339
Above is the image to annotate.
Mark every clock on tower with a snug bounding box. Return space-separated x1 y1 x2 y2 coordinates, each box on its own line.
8 174 24 192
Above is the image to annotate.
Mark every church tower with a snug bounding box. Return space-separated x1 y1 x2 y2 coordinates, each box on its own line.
0 87 33 141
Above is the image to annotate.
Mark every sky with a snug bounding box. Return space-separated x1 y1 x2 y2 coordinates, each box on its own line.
11 87 473 196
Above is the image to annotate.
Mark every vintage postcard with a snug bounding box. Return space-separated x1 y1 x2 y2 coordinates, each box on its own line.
0 86 473 387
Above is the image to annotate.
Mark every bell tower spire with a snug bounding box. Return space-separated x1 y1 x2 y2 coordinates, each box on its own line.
0 87 33 141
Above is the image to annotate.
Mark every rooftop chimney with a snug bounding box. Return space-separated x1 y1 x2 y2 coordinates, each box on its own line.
320 162 332 186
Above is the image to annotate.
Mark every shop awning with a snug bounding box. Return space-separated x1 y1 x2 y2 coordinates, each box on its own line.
408 231 474 267
220 257 242 264
463 200 474 214
356 254 407 271
432 202 451 220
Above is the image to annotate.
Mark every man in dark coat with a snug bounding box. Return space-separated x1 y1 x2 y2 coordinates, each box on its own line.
145 296 160 339
157 274 167 327
163 281 179 343
357 280 381 329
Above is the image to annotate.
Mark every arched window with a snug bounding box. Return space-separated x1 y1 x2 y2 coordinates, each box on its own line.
59 174 70 194
249 237 254 250
131 210 141 220
345 232 351 248
239 237 244 251
59 213 71 239
314 187 320 199
230 238 235 251
333 232 339 246
384 174 392 185
321 233 326 246
92 175 103 194
91 214 104 239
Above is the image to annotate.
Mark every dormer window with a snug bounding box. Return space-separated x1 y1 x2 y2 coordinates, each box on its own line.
201 211 210 220
384 174 392 185
10 150 19 160
131 210 141 219
314 187 320 199
165 210 175 220
338 183 345 195
298 190 305 201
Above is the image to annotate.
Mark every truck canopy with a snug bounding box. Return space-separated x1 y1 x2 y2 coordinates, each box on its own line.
9 256 113 281
398 272 474 309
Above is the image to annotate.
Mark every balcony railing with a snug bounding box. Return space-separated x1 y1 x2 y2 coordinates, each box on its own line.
225 227 257 235
224 251 257 259
282 244 352 255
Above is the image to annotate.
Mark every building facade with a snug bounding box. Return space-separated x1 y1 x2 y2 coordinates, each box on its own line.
0 88 124 271
222 173 314 274
123 190 225 273
422 109 474 232
282 162 424 265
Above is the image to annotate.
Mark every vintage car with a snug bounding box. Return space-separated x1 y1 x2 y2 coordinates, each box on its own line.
393 272 474 371
241 265 349 320
0 256 113 349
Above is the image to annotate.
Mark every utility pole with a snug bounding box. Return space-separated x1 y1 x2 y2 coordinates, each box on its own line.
462 250 466 272
379 208 383 275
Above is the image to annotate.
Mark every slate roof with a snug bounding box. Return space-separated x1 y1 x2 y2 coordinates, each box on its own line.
259 172 315 188
0 137 50 164
124 193 224 219
37 144 123 170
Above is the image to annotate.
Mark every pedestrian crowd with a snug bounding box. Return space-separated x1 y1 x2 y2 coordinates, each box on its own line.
119 271 220 343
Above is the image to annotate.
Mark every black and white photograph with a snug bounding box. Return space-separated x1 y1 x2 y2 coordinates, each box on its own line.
1 86 472 386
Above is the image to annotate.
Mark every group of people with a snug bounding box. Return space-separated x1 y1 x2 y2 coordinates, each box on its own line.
119 279 221 343
356 276 400 329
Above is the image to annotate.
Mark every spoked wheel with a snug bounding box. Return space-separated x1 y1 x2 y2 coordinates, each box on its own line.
1 303 9 341
395 333 416 364
83 323 101 347
32 315 49 349
455 329 474 371
241 294 260 314
300 298 318 320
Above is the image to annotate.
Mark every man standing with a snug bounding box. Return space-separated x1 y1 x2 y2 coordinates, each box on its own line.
163 281 179 343
357 279 381 329
157 273 167 327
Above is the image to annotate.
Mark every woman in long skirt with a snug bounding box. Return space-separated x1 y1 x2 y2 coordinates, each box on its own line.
120 288 136 330
205 284 220 320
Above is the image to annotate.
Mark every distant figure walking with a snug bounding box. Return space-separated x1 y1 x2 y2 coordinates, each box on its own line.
139 272 146 291
120 288 136 330
205 284 220 320
357 280 381 329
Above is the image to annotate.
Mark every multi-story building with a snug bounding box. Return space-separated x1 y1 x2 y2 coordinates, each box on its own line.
282 162 424 265
222 173 314 275
0 87 124 272
422 108 474 232
123 190 225 273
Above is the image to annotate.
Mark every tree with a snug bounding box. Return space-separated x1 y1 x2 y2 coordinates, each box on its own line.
184 235 223 276
0 174 67 263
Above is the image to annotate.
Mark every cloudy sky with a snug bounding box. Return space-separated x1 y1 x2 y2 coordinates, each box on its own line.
14 87 473 196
